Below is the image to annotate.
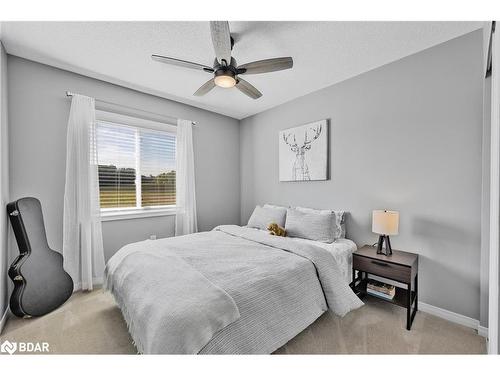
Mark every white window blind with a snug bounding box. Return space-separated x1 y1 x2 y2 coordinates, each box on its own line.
96 120 176 211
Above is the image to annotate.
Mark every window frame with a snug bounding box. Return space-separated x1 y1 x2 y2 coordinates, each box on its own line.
95 110 177 221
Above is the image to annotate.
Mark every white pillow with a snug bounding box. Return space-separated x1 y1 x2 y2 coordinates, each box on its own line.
247 205 287 230
285 208 334 243
264 203 289 210
295 206 346 240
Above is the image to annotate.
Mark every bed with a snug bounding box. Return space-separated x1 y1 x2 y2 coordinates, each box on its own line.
105 224 362 354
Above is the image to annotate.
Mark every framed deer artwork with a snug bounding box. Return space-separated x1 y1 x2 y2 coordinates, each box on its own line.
279 119 328 182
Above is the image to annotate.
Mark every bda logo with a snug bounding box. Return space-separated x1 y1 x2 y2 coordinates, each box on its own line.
0 340 17 355
0 340 49 354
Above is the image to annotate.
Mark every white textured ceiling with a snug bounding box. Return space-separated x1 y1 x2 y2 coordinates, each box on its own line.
1 21 484 119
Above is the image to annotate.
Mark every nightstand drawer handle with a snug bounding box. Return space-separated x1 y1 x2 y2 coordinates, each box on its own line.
371 260 390 267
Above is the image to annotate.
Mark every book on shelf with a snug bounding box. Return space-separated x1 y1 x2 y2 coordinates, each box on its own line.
367 288 395 300
366 279 395 299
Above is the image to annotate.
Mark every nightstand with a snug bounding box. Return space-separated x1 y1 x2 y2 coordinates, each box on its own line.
351 245 419 330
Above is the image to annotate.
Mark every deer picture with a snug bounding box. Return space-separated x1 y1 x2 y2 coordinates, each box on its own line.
282 124 323 181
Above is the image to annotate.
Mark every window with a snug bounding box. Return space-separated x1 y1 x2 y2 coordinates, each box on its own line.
95 111 176 220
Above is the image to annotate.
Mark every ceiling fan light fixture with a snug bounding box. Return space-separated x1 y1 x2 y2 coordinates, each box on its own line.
214 73 236 88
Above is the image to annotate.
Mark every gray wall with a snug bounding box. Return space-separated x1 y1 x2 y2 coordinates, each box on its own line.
0 42 9 327
240 30 484 319
102 216 175 260
7 56 240 262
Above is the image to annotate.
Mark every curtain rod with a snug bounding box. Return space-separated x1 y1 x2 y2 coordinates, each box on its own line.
65 91 197 126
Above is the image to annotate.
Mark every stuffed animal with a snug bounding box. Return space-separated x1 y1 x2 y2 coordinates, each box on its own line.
267 222 287 237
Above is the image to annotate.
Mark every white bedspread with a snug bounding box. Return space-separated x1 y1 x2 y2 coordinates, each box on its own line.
105 225 363 354
287 236 357 282
105 243 240 354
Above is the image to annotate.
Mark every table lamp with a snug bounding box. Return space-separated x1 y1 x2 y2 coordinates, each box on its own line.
372 210 399 255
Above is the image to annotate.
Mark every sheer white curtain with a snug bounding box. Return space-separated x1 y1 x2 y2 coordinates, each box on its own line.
175 119 198 235
63 94 105 290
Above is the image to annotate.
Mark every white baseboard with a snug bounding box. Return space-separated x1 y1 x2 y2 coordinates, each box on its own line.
478 325 489 338
0 307 9 335
419 302 487 338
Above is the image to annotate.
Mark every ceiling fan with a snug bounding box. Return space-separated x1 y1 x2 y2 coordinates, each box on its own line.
151 21 293 99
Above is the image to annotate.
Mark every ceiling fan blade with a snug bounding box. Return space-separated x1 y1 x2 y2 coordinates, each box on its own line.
209 21 232 66
238 57 293 74
193 79 216 96
152 54 214 72
236 78 262 99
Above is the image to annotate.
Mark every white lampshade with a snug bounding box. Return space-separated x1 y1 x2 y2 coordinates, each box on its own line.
372 210 399 235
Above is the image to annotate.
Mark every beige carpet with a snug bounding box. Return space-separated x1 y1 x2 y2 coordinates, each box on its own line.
0 290 486 354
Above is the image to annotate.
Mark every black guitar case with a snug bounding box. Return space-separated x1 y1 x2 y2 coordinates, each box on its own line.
7 197 73 318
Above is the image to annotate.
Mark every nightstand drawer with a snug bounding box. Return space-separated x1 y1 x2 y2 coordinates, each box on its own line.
353 255 411 283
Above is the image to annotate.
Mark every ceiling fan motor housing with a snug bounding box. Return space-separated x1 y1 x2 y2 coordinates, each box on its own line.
213 56 239 88
215 66 236 79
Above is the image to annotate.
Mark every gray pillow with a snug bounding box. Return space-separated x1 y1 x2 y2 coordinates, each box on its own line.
285 208 334 243
247 205 287 230
295 206 346 240
263 203 289 210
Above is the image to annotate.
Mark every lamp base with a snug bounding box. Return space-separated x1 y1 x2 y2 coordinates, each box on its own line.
376 235 393 256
